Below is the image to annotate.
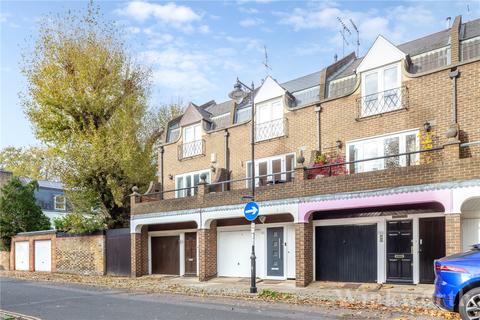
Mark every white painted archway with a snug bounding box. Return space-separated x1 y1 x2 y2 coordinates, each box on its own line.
460 196 480 251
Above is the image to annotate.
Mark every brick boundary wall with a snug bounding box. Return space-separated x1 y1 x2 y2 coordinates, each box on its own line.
56 234 105 276
10 232 57 272
0 251 10 271
131 225 148 277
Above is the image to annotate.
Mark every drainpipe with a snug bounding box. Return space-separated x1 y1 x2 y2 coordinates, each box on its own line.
446 68 460 140
314 105 323 153
224 129 230 180
160 145 165 200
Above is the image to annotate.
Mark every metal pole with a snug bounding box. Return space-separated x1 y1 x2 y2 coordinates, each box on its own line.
250 82 257 294
160 146 165 200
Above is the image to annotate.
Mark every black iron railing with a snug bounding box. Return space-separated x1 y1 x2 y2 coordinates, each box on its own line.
356 86 408 119
177 139 205 160
208 170 296 192
138 186 199 202
305 147 443 179
255 118 287 142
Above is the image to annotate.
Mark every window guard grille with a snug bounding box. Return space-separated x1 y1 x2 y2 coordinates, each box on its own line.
178 139 205 159
356 86 408 119
255 118 287 142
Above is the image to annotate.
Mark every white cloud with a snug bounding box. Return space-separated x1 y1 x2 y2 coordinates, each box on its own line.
0 13 9 23
239 17 264 27
118 1 200 24
139 47 244 98
238 7 259 14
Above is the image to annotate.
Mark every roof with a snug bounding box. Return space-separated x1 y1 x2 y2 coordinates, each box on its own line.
398 28 450 57
19 177 64 190
281 70 322 92
205 100 232 117
463 18 480 40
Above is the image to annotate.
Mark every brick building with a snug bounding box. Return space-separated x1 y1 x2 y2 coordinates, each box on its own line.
130 16 480 286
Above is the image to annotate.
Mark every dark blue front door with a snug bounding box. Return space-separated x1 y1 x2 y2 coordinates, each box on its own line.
267 227 284 277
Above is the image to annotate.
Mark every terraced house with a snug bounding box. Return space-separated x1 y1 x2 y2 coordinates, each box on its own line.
130 16 480 287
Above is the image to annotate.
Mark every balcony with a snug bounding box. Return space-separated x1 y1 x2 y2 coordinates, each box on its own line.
178 139 205 160
356 86 408 119
255 118 287 142
131 144 480 216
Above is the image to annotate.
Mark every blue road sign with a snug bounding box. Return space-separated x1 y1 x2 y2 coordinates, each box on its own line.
244 201 259 221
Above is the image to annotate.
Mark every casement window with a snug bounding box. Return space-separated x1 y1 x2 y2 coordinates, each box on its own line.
255 98 284 141
246 153 295 187
175 169 211 198
182 123 202 158
361 63 402 117
54 195 66 211
347 130 419 173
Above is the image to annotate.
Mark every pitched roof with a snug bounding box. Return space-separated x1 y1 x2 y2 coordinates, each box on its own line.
19 177 64 190
463 18 480 40
281 70 322 92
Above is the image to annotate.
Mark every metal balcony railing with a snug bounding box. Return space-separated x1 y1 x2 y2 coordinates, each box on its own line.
356 86 408 119
255 118 287 142
178 139 205 160
305 147 443 179
208 170 296 192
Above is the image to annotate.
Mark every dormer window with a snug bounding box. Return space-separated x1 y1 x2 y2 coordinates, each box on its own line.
179 123 203 159
360 63 402 117
54 195 66 211
255 98 284 141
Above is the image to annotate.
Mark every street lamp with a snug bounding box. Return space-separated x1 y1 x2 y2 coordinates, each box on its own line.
229 78 257 294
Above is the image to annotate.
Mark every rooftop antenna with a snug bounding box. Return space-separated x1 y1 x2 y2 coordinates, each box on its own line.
337 17 351 57
350 18 360 57
262 45 272 75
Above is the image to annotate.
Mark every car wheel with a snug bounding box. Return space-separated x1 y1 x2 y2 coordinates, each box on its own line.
459 287 480 320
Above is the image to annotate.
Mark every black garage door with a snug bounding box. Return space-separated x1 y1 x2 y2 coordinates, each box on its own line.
316 224 377 282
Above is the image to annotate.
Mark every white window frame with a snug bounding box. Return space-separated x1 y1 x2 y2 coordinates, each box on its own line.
182 123 202 158
245 153 295 187
54 195 66 211
175 169 211 198
361 62 402 116
346 129 420 173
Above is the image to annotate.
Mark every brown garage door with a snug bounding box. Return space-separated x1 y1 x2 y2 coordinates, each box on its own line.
151 236 180 275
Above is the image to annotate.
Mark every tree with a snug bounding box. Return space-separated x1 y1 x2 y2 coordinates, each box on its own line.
21 3 160 227
0 146 63 181
0 177 51 249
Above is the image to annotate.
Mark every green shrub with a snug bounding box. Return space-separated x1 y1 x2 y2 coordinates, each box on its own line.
53 212 106 234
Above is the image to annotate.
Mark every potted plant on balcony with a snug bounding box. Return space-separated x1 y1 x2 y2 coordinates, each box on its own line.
307 153 347 179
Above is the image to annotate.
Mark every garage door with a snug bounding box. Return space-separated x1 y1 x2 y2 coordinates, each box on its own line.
217 230 264 278
15 241 29 271
34 240 51 272
462 217 480 251
315 224 377 282
151 236 179 275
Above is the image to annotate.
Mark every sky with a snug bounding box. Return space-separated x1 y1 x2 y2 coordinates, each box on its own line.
1 0 479 149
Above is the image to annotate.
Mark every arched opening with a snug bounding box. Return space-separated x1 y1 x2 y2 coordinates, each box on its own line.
461 197 480 251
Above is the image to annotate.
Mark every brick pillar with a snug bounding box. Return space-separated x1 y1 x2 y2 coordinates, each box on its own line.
445 214 462 255
450 16 462 64
295 221 313 287
131 225 148 277
198 220 217 281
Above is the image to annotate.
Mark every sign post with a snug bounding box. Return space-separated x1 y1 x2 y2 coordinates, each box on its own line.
244 201 259 293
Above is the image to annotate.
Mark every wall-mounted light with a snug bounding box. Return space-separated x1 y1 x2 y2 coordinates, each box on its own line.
423 121 432 132
336 140 343 149
168 174 173 180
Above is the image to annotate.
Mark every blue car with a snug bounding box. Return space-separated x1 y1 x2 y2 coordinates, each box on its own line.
434 244 480 319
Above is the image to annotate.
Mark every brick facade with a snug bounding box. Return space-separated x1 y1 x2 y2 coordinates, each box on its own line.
445 214 462 256
0 251 9 270
198 221 217 281
295 221 313 287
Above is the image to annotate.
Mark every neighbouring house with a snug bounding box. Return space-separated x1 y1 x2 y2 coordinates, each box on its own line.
130 16 480 287
19 178 71 226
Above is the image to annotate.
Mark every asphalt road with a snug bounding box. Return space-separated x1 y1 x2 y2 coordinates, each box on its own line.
0 277 427 320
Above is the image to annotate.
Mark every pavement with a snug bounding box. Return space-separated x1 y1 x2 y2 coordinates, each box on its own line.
0 277 444 320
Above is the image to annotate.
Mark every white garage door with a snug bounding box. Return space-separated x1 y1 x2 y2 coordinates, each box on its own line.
15 241 29 271
34 240 51 272
217 229 264 278
462 218 480 251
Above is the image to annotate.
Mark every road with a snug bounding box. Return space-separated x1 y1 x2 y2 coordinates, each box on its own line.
0 277 430 320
